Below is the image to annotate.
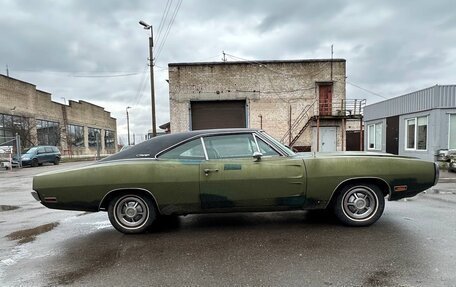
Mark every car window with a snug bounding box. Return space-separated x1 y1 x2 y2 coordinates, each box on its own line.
158 138 205 160
52 147 60 153
37 147 45 154
204 134 257 159
45 147 53 153
256 136 280 156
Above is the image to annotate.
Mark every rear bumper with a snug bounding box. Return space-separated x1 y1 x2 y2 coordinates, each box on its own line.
31 191 41 201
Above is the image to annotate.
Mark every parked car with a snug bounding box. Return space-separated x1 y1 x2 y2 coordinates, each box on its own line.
32 129 439 234
449 154 456 172
19 146 61 167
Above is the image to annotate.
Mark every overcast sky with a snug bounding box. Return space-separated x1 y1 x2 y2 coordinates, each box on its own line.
1 0 455 144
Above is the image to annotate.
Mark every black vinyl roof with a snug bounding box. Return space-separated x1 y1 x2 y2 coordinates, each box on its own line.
100 128 258 162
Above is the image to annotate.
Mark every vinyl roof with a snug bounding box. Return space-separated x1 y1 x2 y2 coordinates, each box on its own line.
100 128 258 162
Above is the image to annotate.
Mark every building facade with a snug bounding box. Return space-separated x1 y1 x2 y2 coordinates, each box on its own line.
169 59 363 152
0 74 117 156
364 85 456 161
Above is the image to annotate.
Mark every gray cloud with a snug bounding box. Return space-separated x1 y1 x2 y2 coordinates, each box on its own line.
1 0 455 140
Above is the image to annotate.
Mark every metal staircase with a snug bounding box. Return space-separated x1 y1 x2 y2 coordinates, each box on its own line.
280 99 318 146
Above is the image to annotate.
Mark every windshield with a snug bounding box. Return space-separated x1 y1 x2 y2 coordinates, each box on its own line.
260 131 295 156
23 147 37 154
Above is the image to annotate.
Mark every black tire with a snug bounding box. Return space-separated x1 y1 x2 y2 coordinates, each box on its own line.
31 159 39 167
108 193 157 234
54 158 60 165
333 183 385 227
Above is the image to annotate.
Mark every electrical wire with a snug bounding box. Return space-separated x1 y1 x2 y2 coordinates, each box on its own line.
9 68 147 78
225 53 331 79
155 0 183 63
347 81 388 99
155 0 173 46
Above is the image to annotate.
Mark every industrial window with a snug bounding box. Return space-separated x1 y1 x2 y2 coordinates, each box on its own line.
405 116 427 151
104 130 116 149
67 124 85 147
88 128 101 148
367 123 382 150
449 114 456 149
36 119 60 146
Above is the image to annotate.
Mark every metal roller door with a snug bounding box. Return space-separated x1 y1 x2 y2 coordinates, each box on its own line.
191 100 246 130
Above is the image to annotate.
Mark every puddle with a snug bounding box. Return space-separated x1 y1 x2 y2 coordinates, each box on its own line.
6 222 59 244
0 205 20 211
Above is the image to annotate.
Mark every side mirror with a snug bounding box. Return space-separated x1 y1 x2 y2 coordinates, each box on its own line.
253 151 263 162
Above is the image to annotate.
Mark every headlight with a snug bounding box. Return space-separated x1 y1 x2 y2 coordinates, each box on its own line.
22 156 30 160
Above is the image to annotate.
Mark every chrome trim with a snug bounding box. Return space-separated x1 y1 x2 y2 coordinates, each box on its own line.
253 132 287 156
98 187 161 214
201 137 209 160
253 133 260 152
328 177 392 204
154 130 257 159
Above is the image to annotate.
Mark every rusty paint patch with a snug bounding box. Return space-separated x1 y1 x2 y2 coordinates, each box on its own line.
6 222 59 244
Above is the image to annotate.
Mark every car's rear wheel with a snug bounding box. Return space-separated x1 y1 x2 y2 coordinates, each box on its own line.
31 159 39 167
333 183 385 226
108 193 156 234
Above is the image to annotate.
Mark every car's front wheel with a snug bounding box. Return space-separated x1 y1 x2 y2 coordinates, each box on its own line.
31 159 39 167
333 183 385 226
108 193 157 234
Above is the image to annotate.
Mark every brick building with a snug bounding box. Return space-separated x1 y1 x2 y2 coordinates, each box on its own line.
168 59 364 151
0 74 117 156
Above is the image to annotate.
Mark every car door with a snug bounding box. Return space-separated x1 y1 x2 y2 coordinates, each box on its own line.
36 147 46 163
45 147 54 163
200 133 306 209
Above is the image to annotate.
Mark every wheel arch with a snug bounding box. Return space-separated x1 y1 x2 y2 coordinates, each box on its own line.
98 188 161 214
327 177 391 208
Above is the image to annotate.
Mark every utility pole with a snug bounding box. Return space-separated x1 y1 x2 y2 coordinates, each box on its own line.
222 51 227 62
6 64 9 77
139 20 157 137
330 44 334 81
126 106 131 146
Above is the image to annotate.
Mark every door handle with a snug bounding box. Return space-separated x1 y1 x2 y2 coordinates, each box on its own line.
204 168 219 176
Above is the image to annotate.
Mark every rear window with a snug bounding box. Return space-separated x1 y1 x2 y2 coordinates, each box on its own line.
45 147 53 153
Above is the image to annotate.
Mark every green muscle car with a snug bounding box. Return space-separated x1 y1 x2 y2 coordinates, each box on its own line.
32 129 439 234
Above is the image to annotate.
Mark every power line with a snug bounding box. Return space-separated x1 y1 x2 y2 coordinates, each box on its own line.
155 0 173 46
8 69 147 78
155 0 183 63
225 53 330 79
71 72 143 78
347 81 388 99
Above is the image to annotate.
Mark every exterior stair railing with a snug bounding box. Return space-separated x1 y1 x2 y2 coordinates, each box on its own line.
280 98 366 147
280 99 318 146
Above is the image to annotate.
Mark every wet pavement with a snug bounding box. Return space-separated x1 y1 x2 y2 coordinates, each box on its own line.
1 163 456 286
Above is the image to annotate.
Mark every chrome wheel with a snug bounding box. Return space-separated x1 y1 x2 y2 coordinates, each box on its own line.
113 195 149 230
341 186 378 222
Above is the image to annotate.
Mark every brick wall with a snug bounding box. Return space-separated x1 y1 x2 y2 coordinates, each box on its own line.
168 59 346 150
0 74 117 156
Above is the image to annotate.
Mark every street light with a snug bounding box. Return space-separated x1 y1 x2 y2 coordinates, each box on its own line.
139 20 157 138
126 106 131 146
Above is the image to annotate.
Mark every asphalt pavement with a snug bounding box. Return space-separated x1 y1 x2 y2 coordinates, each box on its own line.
0 162 456 286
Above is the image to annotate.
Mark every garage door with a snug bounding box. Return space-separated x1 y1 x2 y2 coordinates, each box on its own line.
191 100 246 130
